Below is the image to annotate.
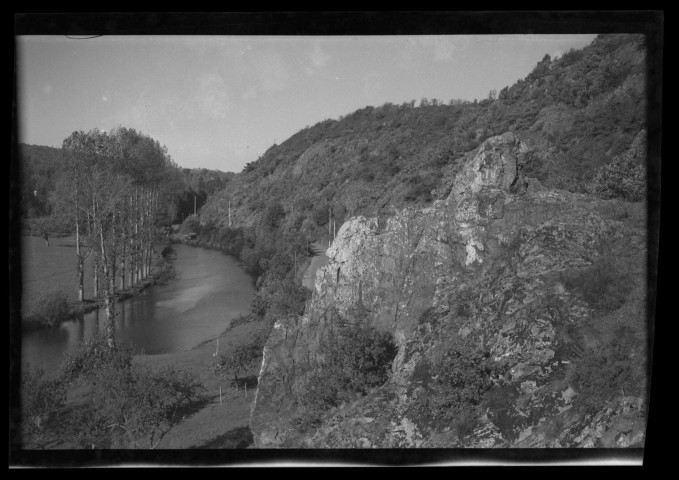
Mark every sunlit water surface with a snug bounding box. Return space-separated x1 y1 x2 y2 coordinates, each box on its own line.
21 243 255 376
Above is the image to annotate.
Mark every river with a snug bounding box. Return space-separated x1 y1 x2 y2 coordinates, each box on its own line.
20 241 255 377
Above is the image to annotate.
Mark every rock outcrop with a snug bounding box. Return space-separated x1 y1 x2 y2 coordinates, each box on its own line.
250 133 648 448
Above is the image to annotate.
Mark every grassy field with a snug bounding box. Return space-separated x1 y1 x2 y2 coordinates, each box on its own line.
20 235 94 316
30 317 264 450
19 235 263 449
135 318 264 449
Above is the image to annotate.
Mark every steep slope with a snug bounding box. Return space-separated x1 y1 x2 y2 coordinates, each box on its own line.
250 133 648 448
198 34 646 243
182 33 651 448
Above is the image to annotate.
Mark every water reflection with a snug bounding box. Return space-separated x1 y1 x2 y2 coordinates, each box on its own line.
21 244 255 377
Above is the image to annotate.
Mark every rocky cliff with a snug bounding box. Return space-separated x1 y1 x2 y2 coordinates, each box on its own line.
250 133 648 448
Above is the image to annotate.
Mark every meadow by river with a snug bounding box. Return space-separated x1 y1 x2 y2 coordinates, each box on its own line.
20 236 256 374
20 235 94 315
17 235 263 449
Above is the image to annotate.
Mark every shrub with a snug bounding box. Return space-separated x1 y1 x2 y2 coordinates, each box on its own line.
417 307 438 325
240 245 266 278
293 323 397 432
152 258 176 284
181 215 200 233
62 337 133 382
216 341 263 382
23 291 71 329
404 173 438 203
61 337 204 448
263 202 286 229
558 255 632 313
409 343 503 436
586 156 646 202
20 367 66 448
216 226 245 254
570 325 645 411
160 245 176 259
68 364 203 448
229 314 251 329
312 202 330 227
265 278 311 318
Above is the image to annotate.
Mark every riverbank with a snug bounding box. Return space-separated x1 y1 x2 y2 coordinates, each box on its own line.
21 260 174 332
169 233 322 291
40 314 265 450
134 317 265 448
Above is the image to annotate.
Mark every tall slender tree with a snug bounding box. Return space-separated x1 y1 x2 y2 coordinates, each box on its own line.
57 127 177 346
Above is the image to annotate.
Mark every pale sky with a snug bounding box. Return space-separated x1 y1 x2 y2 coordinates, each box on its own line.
16 34 596 172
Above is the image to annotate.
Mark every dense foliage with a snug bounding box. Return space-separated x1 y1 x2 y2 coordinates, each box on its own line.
22 290 72 330
172 168 233 223
20 367 67 448
17 144 65 219
215 328 270 383
570 325 646 411
17 143 232 226
59 337 204 449
408 343 504 437
293 322 397 432
558 253 633 314
197 34 647 246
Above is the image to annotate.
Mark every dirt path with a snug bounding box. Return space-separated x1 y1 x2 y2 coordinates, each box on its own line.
302 241 329 290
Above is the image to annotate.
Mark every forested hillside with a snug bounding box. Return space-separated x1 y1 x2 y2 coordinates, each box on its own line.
216 34 652 448
191 34 647 292
13 32 654 452
18 144 65 219
199 34 646 237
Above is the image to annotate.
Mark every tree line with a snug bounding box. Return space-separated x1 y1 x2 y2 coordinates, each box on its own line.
50 127 177 346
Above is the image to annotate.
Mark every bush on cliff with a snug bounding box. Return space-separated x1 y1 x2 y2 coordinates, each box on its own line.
250 276 311 321
586 159 646 202
293 322 397 433
570 325 645 412
558 253 632 313
408 342 504 438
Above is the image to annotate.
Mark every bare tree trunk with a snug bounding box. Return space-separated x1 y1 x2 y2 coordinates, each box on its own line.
110 211 117 297
93 257 99 299
132 189 139 285
120 195 128 291
120 242 126 291
138 187 145 281
98 209 116 348
100 225 115 347
134 188 139 283
75 192 84 302
92 197 99 299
